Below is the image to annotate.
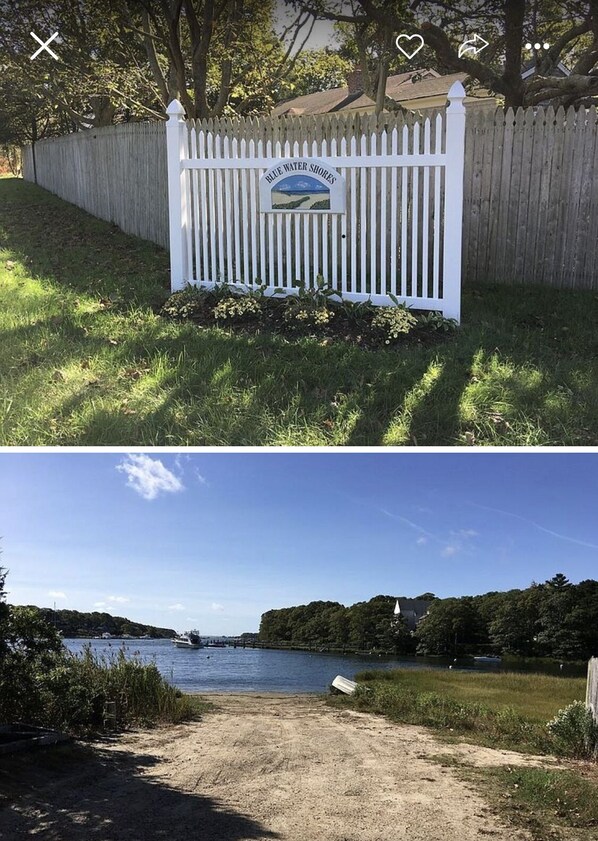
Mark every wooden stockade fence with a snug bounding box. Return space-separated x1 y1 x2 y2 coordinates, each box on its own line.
22 102 598 294
588 657 598 724
22 122 168 249
464 104 598 290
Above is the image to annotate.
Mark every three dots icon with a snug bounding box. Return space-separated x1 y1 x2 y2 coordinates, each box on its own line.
525 41 550 51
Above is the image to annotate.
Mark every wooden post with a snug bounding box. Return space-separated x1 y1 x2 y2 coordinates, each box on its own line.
442 81 466 323
166 99 188 292
587 657 598 724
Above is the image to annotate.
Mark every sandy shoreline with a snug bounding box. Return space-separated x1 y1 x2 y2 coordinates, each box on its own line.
1 693 553 840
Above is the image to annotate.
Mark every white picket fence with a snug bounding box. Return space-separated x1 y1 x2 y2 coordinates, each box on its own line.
166 82 466 321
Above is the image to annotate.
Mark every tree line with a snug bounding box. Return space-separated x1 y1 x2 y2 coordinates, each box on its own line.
20 606 175 639
258 575 598 660
1 0 597 157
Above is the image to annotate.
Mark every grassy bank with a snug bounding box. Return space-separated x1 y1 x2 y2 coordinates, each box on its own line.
3 176 598 445
332 668 587 755
428 756 598 841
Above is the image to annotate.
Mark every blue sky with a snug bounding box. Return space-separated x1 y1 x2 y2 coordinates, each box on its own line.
2 453 597 634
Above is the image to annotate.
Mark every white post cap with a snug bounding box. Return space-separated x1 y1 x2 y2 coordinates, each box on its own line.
166 99 185 123
447 81 467 112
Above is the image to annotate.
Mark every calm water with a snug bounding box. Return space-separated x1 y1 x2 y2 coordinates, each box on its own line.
62 639 583 693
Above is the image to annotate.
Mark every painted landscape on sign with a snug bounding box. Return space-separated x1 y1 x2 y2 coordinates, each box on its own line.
271 174 330 210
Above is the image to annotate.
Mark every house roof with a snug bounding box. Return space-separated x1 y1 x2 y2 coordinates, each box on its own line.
521 59 571 80
395 598 432 615
272 69 472 116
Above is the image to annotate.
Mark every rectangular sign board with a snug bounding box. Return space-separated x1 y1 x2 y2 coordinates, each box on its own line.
259 158 346 213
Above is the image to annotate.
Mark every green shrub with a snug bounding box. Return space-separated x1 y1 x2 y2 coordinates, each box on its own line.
417 311 459 333
546 700 598 759
213 294 263 322
371 305 418 343
338 299 375 329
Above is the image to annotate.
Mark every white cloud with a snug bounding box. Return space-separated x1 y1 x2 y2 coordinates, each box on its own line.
211 602 224 612
108 595 130 604
48 590 66 599
168 603 185 611
195 470 208 486
117 454 184 501
453 529 478 539
186 617 198 622
94 602 106 608
416 536 427 546
441 545 458 557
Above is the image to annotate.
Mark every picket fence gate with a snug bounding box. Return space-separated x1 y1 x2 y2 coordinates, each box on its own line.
166 82 466 321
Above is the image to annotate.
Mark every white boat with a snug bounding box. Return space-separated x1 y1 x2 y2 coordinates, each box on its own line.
473 655 502 663
331 675 358 695
173 631 203 649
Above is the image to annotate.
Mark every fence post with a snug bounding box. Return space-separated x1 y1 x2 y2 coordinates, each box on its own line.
166 99 188 292
442 81 466 323
587 657 598 724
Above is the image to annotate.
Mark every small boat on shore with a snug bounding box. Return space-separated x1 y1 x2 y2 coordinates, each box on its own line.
330 675 358 695
173 631 203 649
473 655 502 663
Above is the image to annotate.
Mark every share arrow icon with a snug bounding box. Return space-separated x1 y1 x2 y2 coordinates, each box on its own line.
458 33 489 59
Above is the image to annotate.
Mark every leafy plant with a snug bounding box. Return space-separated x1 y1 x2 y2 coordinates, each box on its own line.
417 311 459 333
338 299 375 329
292 275 342 308
371 305 418 343
281 276 339 327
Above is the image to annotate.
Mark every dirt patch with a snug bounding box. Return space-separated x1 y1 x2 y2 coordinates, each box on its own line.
0 693 557 840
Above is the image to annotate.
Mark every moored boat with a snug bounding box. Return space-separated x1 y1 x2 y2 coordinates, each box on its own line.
173 631 203 649
473 655 502 663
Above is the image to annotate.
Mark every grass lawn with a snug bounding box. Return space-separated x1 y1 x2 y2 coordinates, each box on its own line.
2 175 598 445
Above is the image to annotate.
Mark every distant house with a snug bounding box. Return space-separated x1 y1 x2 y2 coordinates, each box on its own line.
521 58 571 81
393 598 432 631
272 69 496 117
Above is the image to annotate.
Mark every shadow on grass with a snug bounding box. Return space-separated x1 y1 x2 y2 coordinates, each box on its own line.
0 743 278 841
3 177 598 445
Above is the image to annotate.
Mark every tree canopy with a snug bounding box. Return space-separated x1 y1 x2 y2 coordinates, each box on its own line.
259 576 598 660
297 1 598 109
22 606 176 639
2 0 596 147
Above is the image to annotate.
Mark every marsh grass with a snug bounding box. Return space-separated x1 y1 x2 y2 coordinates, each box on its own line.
37 645 208 734
354 669 585 721
334 669 587 755
3 177 598 445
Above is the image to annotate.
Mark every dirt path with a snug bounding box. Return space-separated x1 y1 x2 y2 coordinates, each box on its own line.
1 694 555 841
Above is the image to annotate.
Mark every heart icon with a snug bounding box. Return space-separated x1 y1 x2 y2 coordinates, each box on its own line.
396 33 424 61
